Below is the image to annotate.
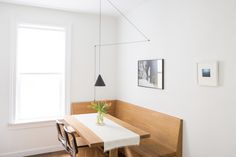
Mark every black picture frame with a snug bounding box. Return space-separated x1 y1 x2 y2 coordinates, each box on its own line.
138 59 164 89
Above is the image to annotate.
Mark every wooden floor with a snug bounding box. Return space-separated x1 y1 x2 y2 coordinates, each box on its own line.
26 150 126 157
26 151 70 157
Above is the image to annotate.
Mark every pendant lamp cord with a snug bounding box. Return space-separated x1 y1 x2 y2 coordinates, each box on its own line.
98 0 102 74
94 0 102 102
94 46 97 101
94 0 150 101
94 0 150 48
106 0 150 42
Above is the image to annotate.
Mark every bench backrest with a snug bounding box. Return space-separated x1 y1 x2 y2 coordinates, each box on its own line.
71 100 116 115
115 100 182 157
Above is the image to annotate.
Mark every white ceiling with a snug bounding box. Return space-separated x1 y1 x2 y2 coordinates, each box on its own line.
0 0 150 16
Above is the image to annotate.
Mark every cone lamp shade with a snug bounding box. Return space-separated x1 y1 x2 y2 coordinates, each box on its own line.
95 74 105 86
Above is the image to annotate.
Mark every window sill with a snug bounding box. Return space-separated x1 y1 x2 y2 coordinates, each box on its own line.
8 119 63 130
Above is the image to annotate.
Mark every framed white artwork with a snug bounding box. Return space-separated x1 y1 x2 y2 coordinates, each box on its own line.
197 61 219 86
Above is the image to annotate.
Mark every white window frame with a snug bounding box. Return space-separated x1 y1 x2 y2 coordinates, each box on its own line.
9 20 71 128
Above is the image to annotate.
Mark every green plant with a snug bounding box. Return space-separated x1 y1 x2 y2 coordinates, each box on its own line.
91 101 111 114
91 101 111 125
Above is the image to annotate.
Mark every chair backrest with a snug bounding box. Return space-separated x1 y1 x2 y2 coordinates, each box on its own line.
64 125 78 157
56 120 67 150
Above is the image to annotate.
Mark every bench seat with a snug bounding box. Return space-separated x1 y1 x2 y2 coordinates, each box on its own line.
130 139 176 157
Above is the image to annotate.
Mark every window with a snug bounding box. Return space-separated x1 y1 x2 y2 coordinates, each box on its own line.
12 23 70 124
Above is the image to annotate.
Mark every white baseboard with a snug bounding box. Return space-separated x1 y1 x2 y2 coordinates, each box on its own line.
0 145 64 157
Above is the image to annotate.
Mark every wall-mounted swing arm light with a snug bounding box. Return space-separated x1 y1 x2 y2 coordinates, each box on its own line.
94 0 150 100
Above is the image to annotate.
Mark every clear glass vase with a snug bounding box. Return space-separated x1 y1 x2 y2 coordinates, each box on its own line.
97 111 104 125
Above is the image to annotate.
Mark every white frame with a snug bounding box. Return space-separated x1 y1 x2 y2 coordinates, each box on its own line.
9 18 71 127
197 61 219 86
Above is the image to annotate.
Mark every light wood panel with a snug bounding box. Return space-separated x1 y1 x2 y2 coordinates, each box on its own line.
71 100 116 115
114 100 183 157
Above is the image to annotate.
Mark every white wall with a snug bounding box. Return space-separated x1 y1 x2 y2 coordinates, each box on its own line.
0 3 117 156
117 0 236 157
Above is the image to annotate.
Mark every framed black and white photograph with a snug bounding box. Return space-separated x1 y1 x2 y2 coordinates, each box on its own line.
138 59 164 89
197 61 218 86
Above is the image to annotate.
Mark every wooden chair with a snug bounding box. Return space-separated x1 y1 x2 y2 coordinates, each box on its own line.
56 120 67 151
64 125 109 157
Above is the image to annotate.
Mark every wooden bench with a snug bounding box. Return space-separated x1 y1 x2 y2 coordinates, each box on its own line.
71 100 183 157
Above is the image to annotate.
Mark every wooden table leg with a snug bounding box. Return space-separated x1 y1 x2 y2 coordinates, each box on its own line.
109 148 118 157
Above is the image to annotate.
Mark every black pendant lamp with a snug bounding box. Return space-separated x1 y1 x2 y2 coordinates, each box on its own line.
95 74 105 86
95 0 106 87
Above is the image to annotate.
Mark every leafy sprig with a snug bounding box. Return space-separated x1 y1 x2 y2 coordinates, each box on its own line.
91 101 111 114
